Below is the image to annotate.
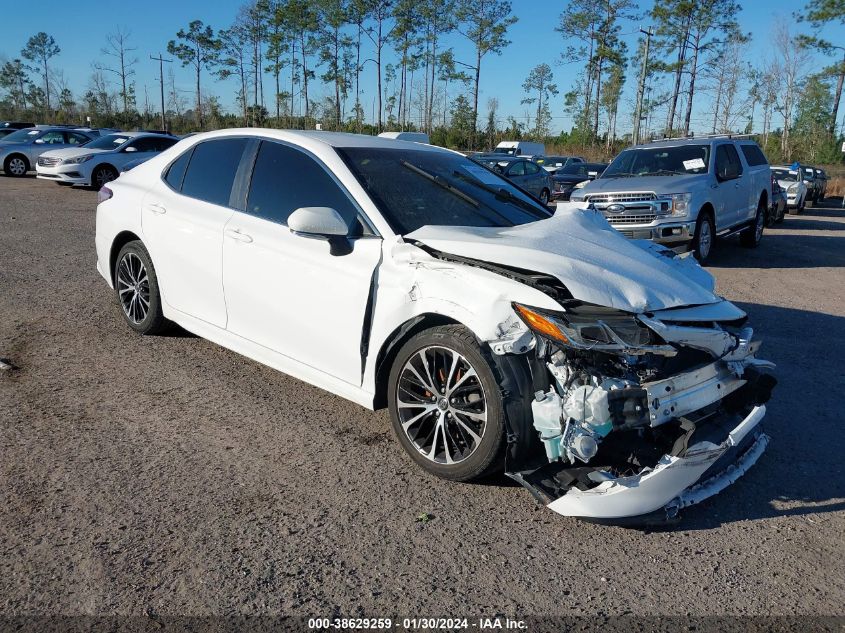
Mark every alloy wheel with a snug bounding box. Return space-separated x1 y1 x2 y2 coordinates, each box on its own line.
116 252 150 324
396 346 487 465
755 208 764 242
95 168 116 187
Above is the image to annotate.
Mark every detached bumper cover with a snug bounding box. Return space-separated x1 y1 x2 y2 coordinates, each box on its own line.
547 405 768 520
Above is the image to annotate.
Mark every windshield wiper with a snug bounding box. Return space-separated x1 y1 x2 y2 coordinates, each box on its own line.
603 172 638 178
641 169 683 176
400 161 480 208
451 170 551 219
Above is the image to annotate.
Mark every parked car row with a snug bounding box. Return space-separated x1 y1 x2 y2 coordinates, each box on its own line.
0 122 179 186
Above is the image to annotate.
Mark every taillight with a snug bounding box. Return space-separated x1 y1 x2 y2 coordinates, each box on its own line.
97 186 113 204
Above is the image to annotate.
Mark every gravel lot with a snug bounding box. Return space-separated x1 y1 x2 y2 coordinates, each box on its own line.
1 176 844 619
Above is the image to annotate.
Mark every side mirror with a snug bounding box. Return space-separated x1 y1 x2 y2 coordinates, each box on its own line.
124 146 138 153
34 138 44 144
288 206 350 238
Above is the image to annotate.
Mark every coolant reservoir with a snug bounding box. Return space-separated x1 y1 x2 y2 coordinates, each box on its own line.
563 384 613 437
531 390 564 461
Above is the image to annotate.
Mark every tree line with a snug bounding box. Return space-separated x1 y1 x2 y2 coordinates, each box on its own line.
1 0 843 164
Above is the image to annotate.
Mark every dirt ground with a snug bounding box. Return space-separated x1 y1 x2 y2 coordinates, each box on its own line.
1 176 843 620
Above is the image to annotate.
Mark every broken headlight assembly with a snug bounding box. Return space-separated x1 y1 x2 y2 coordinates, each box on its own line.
512 303 671 355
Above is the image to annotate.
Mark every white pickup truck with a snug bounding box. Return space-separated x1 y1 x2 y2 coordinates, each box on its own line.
571 136 772 262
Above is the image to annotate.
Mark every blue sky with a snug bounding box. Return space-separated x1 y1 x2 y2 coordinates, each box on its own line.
2 1 843 135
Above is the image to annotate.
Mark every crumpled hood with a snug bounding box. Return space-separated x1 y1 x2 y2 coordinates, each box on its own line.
405 206 719 313
582 173 702 195
776 179 797 191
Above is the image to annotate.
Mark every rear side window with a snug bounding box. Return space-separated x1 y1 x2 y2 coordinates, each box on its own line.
740 144 768 166
181 138 249 207
164 148 193 191
524 161 540 174
508 161 526 176
246 140 364 232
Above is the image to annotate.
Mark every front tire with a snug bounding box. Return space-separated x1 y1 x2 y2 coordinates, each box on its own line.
92 164 118 189
692 211 715 263
4 154 29 177
113 241 169 335
740 200 765 248
387 325 506 482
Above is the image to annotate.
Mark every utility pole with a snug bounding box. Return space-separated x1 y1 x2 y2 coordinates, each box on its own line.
633 26 653 146
150 53 172 132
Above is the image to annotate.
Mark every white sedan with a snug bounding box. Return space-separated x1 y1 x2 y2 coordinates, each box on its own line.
36 131 178 188
771 165 807 214
94 129 776 523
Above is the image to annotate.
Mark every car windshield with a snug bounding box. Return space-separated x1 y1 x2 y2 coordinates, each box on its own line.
603 144 710 177
84 134 130 149
558 163 584 175
771 168 799 182
1 128 41 143
492 147 516 154
337 147 552 234
539 156 568 166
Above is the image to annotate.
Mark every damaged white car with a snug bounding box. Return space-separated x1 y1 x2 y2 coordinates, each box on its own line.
95 130 776 524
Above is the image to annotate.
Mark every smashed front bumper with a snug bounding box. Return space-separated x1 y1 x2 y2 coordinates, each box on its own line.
546 406 768 522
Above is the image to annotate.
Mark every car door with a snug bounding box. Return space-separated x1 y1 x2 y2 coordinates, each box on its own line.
221 139 382 386
505 160 529 191
523 160 545 197
141 137 249 328
712 144 744 229
30 130 67 162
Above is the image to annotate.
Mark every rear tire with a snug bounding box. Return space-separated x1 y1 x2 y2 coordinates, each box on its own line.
113 241 169 335
539 188 550 205
740 200 765 248
387 324 506 482
691 211 715 263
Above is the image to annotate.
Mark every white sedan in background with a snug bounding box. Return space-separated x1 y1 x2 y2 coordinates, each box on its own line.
36 131 178 188
771 165 807 214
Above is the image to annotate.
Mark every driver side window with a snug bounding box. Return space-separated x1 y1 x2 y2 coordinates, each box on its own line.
245 140 371 236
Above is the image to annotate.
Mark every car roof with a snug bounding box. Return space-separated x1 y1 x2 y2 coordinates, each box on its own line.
185 128 449 154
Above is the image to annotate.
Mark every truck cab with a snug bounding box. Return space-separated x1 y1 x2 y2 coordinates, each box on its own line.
493 140 546 157
571 136 771 262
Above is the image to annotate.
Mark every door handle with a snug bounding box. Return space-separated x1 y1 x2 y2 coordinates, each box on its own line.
147 203 167 215
225 228 253 243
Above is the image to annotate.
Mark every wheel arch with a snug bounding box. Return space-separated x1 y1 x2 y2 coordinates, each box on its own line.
698 201 715 220
758 188 768 209
109 231 143 285
372 312 465 410
4 152 30 171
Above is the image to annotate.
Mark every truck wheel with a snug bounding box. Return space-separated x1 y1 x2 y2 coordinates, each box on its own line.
740 201 765 248
692 211 715 263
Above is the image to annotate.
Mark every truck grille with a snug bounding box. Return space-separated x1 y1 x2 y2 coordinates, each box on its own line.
606 214 657 225
37 156 61 167
585 192 656 203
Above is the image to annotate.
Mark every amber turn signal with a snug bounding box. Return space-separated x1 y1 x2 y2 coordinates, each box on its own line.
512 304 570 345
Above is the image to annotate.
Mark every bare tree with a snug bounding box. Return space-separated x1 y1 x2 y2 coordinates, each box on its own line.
95 27 138 113
771 20 811 157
